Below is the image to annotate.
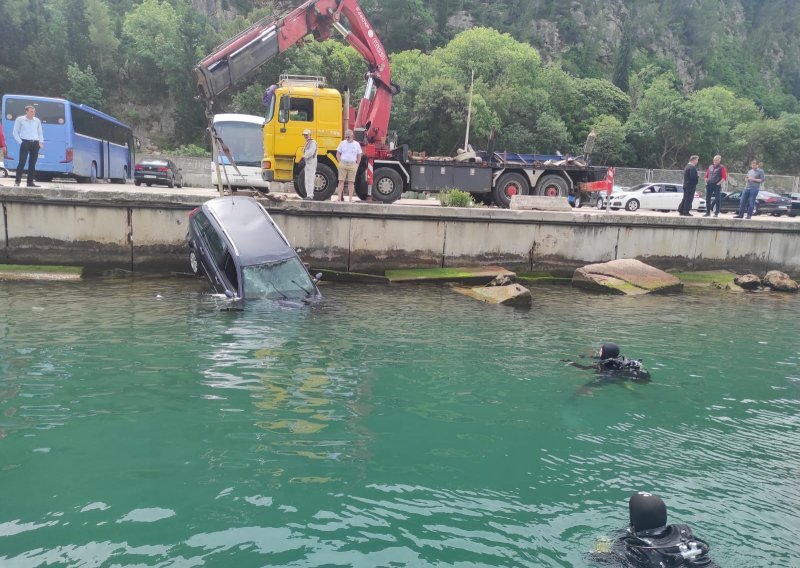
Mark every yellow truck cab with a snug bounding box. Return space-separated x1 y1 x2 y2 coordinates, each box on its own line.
261 75 344 200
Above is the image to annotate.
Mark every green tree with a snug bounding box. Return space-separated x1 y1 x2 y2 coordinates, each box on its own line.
612 15 634 93
590 115 632 166
624 76 688 168
66 64 104 108
85 0 120 75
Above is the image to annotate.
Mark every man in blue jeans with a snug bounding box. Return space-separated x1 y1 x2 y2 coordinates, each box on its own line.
734 160 765 219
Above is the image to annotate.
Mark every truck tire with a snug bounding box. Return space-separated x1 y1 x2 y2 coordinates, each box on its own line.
294 163 337 201
492 172 528 208
372 167 404 203
536 174 569 197
355 173 369 201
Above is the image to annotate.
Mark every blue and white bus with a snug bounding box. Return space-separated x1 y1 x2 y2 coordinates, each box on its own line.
2 94 135 183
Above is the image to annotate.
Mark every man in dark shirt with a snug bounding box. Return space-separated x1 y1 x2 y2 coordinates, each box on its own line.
679 155 699 216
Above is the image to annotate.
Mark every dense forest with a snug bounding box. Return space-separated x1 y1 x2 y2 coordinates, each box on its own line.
3 0 800 173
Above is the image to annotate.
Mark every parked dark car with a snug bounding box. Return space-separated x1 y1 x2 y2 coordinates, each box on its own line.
134 159 183 188
187 196 321 302
781 193 800 217
719 190 791 216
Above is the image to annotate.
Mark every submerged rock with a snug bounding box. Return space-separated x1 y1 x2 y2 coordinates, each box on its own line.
762 270 799 292
734 273 761 290
453 282 532 307
572 259 683 295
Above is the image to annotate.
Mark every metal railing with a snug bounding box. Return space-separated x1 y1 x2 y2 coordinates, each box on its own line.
616 167 800 195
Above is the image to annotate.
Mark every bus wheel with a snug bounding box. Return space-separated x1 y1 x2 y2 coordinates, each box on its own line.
372 168 403 203
493 172 528 208
89 163 98 183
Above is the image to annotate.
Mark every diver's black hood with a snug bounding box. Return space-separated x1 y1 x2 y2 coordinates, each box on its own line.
601 342 620 360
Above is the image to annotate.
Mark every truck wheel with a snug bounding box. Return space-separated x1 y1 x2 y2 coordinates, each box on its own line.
295 163 337 201
536 174 568 197
355 173 369 201
492 172 528 208
372 168 404 203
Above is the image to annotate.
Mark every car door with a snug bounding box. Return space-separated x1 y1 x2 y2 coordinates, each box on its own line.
193 212 232 294
638 184 660 209
721 191 740 212
660 184 681 210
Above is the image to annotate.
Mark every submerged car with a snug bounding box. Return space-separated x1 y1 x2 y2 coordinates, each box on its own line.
187 196 321 302
719 190 791 216
134 158 183 188
605 182 705 212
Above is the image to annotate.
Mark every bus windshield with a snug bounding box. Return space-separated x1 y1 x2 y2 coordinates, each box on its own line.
4 98 66 124
214 121 264 167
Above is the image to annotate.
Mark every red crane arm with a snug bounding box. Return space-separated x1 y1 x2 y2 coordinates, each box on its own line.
193 0 395 145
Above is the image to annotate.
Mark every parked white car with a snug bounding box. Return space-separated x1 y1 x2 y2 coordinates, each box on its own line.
601 182 705 212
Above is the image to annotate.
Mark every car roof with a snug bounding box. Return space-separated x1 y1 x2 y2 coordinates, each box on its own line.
203 196 294 265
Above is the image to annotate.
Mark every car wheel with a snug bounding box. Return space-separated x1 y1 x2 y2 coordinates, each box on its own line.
146 183 152 187
596 197 606 209
134 179 142 186
493 172 528 208
0 167 7 178
189 250 202 275
167 176 174 188
625 199 640 212
372 167 404 203
536 174 569 198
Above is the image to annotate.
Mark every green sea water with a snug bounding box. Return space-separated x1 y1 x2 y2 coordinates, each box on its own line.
0 277 798 567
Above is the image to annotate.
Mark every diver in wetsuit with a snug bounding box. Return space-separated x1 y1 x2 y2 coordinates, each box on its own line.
591 491 719 567
565 342 651 387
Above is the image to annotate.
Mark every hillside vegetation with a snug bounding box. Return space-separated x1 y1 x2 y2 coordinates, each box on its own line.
3 0 800 173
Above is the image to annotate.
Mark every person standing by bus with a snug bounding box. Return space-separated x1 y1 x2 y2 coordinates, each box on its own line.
336 129 361 202
13 105 44 188
301 128 317 201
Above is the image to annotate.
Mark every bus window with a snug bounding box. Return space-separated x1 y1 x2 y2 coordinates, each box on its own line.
5 98 65 124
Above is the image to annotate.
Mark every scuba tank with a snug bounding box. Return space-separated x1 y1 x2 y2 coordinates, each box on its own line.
622 524 714 566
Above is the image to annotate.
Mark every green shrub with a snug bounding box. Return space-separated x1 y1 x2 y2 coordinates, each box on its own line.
438 188 474 207
169 144 211 158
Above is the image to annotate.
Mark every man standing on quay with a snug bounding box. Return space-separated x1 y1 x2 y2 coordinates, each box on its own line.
301 128 317 201
679 154 699 216
703 154 727 217
13 105 44 188
734 160 765 219
336 129 361 202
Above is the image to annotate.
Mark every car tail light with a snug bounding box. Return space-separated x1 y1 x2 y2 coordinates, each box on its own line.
135 164 143 171
60 147 73 163
157 167 169 172
189 207 198 216
764 197 776 203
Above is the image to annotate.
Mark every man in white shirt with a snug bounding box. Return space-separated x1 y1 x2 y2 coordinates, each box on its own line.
336 129 362 202
13 105 44 187
301 128 318 201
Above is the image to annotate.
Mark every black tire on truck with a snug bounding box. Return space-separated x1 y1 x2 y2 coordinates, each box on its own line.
294 162 337 201
492 172 528 208
372 167 404 203
536 174 569 197
355 170 369 201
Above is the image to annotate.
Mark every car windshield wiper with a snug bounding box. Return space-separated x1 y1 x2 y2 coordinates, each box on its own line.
291 279 313 296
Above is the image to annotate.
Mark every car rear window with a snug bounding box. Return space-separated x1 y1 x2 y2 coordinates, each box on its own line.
141 160 168 166
4 98 66 124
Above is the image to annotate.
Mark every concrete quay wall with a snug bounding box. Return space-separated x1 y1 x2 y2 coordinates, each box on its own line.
1 186 798 275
